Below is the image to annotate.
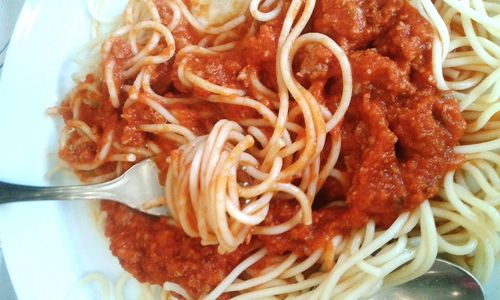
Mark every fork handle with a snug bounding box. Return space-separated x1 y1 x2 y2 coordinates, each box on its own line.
0 181 117 204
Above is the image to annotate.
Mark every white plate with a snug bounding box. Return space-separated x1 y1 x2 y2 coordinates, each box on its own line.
0 1 126 299
0 1 498 299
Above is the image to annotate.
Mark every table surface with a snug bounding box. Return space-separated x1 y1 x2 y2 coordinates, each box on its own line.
0 250 17 300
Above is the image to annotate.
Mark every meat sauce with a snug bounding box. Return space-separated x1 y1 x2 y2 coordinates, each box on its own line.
60 0 466 297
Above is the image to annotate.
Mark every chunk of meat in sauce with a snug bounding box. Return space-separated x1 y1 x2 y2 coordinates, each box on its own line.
312 0 404 50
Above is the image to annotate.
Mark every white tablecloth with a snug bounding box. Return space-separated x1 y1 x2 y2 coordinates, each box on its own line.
0 0 24 76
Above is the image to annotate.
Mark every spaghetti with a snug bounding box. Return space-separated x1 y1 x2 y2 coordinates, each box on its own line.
59 0 500 299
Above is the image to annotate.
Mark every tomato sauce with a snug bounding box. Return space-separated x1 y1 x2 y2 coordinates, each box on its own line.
60 0 466 298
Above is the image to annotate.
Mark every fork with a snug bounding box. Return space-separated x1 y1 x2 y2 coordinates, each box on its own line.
0 159 167 216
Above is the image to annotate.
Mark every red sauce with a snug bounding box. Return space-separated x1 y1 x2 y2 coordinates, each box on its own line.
59 0 466 297
101 201 256 297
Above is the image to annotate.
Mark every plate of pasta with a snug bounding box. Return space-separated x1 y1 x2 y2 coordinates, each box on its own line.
0 0 499 299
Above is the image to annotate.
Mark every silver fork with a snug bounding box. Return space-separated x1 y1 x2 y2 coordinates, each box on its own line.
0 159 167 216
